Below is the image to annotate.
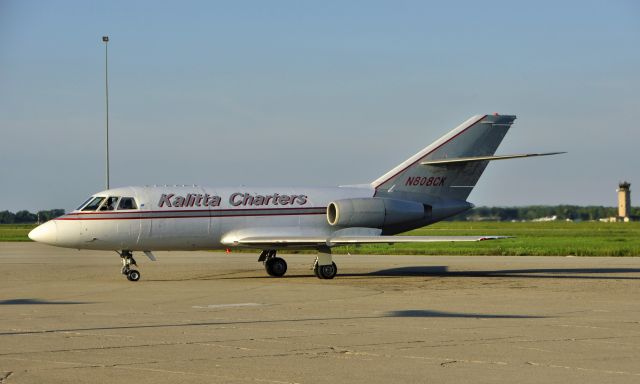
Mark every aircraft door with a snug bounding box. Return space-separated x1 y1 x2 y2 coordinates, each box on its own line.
111 196 142 248
131 191 151 247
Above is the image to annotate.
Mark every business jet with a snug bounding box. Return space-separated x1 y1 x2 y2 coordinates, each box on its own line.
29 114 562 281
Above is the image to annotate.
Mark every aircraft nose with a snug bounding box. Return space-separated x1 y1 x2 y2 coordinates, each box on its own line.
28 221 58 244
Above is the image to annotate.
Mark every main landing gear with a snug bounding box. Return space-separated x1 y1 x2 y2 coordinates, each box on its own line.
259 250 288 277
120 250 140 282
258 248 337 279
313 247 337 279
313 261 338 279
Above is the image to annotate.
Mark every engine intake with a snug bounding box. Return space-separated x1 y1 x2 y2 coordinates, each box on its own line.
327 198 426 228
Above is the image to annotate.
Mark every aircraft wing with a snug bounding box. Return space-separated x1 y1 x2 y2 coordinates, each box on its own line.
328 235 508 245
226 235 509 248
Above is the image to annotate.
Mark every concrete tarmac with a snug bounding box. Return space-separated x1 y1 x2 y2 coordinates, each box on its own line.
1 242 640 383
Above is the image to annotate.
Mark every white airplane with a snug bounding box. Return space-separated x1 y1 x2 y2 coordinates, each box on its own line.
29 114 562 281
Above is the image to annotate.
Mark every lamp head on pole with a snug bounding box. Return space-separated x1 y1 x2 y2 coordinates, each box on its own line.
102 36 109 42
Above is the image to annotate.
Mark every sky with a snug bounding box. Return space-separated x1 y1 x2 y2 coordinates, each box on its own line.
1 0 639 212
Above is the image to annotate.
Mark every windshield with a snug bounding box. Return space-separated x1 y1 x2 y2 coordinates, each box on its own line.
81 197 105 211
76 197 94 210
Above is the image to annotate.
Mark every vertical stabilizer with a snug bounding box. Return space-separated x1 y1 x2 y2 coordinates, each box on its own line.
372 114 516 202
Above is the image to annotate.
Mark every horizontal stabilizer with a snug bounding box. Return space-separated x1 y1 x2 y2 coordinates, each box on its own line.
224 235 510 248
420 152 565 166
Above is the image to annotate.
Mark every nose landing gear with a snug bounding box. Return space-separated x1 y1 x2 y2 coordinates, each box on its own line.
120 250 140 282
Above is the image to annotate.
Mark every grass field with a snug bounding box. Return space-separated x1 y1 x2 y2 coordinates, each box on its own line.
2 222 639 256
334 221 640 256
0 224 36 242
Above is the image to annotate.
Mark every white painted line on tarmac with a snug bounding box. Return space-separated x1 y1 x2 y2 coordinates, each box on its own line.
192 303 264 309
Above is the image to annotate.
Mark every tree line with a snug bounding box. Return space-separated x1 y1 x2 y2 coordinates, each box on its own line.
449 205 640 222
0 209 65 224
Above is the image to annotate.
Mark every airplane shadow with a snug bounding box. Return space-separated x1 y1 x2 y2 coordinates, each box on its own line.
0 298 90 305
215 266 640 280
386 309 542 319
340 266 640 280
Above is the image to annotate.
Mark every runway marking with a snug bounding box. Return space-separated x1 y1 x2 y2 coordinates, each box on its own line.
515 346 554 353
525 361 640 376
554 324 614 330
192 303 263 309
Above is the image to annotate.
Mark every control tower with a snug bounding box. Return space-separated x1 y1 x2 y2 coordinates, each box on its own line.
618 182 631 221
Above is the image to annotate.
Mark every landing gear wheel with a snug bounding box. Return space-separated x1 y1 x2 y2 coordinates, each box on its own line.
265 257 287 277
119 250 140 282
126 269 141 282
314 262 337 279
313 264 321 278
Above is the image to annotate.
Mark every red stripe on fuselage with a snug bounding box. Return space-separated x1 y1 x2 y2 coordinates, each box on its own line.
63 206 326 216
56 207 327 221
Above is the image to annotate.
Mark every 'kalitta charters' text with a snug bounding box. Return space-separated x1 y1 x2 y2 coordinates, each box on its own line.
158 193 308 208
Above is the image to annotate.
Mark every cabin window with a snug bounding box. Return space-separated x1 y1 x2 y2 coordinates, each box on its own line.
81 197 105 211
99 196 120 211
118 197 138 210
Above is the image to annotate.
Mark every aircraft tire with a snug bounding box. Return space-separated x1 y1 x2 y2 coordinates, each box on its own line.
313 264 321 278
126 269 141 282
265 257 287 277
315 262 337 280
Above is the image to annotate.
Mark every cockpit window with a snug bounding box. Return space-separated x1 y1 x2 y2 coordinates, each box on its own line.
118 197 138 210
81 197 105 211
76 197 94 211
99 196 120 211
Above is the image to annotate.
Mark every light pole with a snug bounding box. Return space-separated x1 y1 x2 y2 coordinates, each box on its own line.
102 35 110 190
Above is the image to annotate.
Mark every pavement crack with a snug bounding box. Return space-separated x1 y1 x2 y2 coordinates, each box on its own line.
0 371 13 383
0 343 169 356
329 346 350 354
440 360 457 367
60 360 161 370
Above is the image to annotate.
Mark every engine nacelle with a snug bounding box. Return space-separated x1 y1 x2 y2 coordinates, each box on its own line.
326 198 426 228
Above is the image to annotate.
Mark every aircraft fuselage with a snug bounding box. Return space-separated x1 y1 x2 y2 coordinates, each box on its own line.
32 185 468 252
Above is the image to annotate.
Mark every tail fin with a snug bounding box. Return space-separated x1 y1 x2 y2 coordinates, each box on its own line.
372 114 516 202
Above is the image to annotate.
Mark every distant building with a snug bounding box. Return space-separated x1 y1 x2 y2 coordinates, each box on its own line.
618 181 631 221
602 181 636 222
532 215 558 222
